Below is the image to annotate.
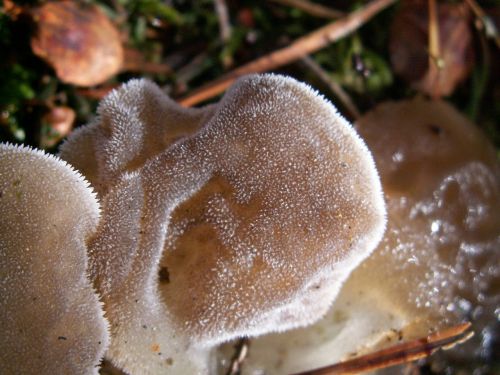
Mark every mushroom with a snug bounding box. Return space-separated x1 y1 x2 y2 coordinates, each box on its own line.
232 97 499 374
60 74 386 374
60 79 216 195
0 143 109 374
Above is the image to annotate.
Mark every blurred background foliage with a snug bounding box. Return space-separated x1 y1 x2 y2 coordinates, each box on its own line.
0 0 498 153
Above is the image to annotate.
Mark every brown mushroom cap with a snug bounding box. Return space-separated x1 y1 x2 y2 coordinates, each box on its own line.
158 76 385 344
233 97 499 374
61 75 386 374
0 143 109 374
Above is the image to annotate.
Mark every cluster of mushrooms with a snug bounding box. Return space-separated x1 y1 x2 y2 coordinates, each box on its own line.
0 75 498 375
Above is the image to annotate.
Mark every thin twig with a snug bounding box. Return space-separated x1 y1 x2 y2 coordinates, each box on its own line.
178 0 397 107
269 0 344 19
214 0 233 67
427 0 443 99
226 337 250 375
175 51 211 84
77 85 119 100
214 0 232 43
122 48 173 75
464 0 500 48
291 322 473 375
428 0 442 67
301 55 361 120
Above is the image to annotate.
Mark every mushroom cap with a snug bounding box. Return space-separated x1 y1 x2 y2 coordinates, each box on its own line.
59 79 215 195
0 143 109 374
158 75 386 344
232 97 499 374
351 97 500 365
61 75 386 374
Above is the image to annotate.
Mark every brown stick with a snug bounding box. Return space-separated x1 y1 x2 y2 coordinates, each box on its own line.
269 0 345 19
178 0 396 107
214 0 232 43
122 48 173 75
301 56 361 120
76 85 118 100
291 322 473 375
427 0 444 99
464 0 500 48
226 338 251 375
428 0 441 65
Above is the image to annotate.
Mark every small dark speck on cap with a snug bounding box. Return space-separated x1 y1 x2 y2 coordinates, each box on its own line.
427 123 443 135
159 266 170 284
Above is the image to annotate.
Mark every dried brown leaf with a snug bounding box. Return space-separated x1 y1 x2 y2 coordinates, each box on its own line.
31 1 123 87
389 0 473 97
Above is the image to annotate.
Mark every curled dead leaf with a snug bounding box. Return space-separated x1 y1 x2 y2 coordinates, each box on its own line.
30 1 123 87
389 0 473 98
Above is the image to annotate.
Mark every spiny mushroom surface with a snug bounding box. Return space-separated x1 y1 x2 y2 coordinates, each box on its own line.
0 143 109 374
232 97 500 374
60 74 386 374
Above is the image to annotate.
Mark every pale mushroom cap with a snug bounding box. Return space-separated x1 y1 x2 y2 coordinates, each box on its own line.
0 143 109 374
59 79 215 196
351 97 500 366
352 97 499 321
61 79 219 374
61 75 386 374
234 97 499 374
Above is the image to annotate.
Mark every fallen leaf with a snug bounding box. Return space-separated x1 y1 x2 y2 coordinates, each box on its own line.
30 1 123 87
389 0 473 98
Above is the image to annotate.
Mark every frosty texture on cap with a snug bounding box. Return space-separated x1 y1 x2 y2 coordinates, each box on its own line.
61 75 386 374
0 143 109 374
